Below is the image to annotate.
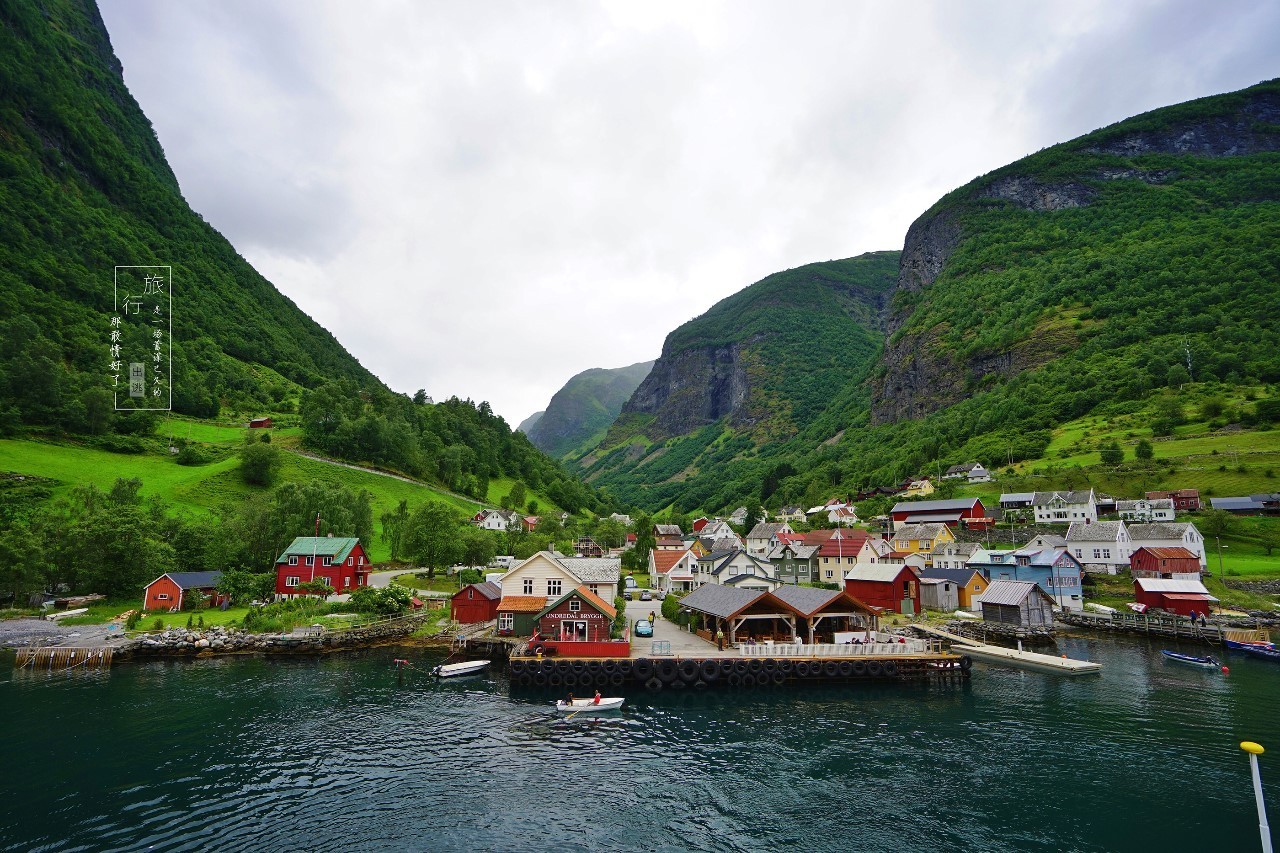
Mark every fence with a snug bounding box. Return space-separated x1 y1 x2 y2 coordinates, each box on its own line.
739 639 934 657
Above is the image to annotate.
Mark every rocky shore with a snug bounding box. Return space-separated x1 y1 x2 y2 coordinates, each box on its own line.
117 614 432 659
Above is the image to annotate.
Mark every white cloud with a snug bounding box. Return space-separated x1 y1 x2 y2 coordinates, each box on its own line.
99 0 1280 424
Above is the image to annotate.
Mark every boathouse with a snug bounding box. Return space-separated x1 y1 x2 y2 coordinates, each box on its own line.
843 564 921 615
451 581 501 624
143 571 225 611
919 577 959 612
1129 547 1202 580
979 580 1055 628
274 536 370 596
1133 578 1218 617
532 586 625 653
918 567 989 611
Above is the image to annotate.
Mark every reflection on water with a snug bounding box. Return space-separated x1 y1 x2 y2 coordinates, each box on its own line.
1 636 1278 852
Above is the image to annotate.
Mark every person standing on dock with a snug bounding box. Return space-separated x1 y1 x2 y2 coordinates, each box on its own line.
716 628 725 651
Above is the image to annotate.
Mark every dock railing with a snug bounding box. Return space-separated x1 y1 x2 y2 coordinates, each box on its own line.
738 639 934 657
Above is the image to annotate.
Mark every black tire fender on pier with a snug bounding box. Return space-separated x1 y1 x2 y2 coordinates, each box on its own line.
616 659 633 677
883 661 899 677
837 661 854 678
571 661 588 676
778 659 795 676
866 661 884 677
770 672 786 686
656 659 679 683
699 659 721 682
795 661 812 678
633 658 655 679
586 660 603 675
732 659 750 675
761 658 779 674
823 661 840 677
608 673 625 688
548 673 564 687
644 676 663 691
509 659 527 676
851 660 868 677
532 671 548 687
726 672 743 687
600 659 619 675
741 673 757 688
959 655 973 672
678 659 700 683
747 658 764 675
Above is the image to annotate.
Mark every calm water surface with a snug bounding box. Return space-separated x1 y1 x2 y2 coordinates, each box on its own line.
1 634 1278 852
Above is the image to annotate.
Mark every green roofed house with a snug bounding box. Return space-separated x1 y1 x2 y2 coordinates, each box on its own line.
274 536 371 596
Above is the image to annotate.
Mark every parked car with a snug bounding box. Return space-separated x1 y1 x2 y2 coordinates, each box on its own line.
654 590 666 600
634 619 653 637
623 591 633 601
640 590 653 601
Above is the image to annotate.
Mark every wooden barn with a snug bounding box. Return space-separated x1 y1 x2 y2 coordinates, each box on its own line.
1133 578 1218 617
919 577 959 612
1129 547 1202 580
451 581 501 624
979 580 1055 628
248 417 273 428
843 564 921 616
143 571 226 611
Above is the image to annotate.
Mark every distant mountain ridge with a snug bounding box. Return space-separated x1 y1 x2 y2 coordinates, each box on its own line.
517 411 545 434
525 360 654 459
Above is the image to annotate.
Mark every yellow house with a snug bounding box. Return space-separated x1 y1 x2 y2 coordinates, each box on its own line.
900 479 935 498
889 523 955 566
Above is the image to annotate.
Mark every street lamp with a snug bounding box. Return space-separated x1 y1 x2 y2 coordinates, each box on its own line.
1240 741 1272 853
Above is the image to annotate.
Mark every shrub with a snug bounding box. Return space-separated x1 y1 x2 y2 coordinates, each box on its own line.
152 618 163 630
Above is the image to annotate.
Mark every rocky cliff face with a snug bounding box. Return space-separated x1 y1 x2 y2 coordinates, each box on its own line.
620 343 751 437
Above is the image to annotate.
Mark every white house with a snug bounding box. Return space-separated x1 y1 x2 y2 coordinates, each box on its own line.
500 551 621 603
1116 499 1176 523
1127 522 1207 570
474 508 521 531
727 507 749 525
1033 490 1098 525
650 548 700 593
775 505 806 524
943 462 992 483
698 519 737 540
746 522 794 558
1065 520 1132 574
933 541 981 570
695 549 781 592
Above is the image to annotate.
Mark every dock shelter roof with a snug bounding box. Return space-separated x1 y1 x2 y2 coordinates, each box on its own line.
679 584 771 619
770 585 877 618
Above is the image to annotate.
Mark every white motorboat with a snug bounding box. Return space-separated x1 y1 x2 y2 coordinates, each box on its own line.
431 659 490 678
555 697 625 712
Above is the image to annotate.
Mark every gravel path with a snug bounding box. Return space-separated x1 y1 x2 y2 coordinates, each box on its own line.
0 618 129 650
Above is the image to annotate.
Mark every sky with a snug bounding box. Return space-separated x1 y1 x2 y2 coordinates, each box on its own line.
98 0 1279 426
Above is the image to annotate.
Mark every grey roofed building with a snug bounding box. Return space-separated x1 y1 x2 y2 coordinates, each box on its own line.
557 557 622 584
653 523 683 537
770 584 842 615
1000 492 1035 507
980 579 1055 606
1065 520 1126 541
892 522 949 541
889 497 983 514
767 543 819 561
945 462 981 476
161 570 224 589
1126 522 1193 541
747 521 788 540
1032 490 1095 506
471 580 502 600
919 567 983 584
1210 496 1263 511
1024 534 1068 549
679 583 765 618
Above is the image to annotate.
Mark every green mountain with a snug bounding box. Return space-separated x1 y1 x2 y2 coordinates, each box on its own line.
576 253 900 510
525 360 654 459
516 411 545 434
583 79 1280 514
0 0 607 517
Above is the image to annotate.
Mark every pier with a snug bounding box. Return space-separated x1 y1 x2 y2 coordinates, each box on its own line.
14 646 113 671
1057 609 1226 644
914 625 1102 676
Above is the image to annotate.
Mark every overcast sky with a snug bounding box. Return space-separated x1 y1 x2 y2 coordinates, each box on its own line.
99 0 1278 425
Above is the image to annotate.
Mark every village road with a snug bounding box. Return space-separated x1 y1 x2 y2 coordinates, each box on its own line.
629 604 730 658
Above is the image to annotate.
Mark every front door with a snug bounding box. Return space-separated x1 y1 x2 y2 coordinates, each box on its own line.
560 620 588 641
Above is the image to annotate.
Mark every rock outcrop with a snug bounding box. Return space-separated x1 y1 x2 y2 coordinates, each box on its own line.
620 344 751 438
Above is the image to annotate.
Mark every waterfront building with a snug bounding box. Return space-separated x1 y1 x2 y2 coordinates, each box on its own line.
918 567 989 611
500 551 620 604
1065 521 1132 574
143 571 225 611
1129 547 1202 580
274 536 371 596
843 564 922 615
1133 577 1217 617
452 581 501 624
919 577 959 612
1126 522 1207 569
979 580 1055 628
495 595 545 636
535 587 616 643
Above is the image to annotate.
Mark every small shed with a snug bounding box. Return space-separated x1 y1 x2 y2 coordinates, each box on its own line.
1129 547 1201 580
143 571 225 611
919 577 959 612
249 417 273 428
843 564 921 616
496 595 546 636
1133 578 1218 617
451 581 501 624
979 580 1055 628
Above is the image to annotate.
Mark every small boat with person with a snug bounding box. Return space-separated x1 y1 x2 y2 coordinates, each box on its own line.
555 696 625 712
1160 650 1222 670
431 659 490 678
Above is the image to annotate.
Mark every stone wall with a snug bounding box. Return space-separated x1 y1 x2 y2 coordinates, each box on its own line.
120 614 429 659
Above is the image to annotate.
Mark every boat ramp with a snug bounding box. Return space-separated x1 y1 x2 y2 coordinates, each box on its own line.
914 625 1102 676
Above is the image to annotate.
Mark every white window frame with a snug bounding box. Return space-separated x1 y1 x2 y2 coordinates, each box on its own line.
156 593 170 600
569 599 581 612
288 556 298 566
498 613 514 631
285 576 300 587
322 556 332 567
305 556 314 566
522 578 534 595
547 579 562 597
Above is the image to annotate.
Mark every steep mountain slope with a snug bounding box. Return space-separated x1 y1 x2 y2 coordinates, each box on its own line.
577 253 899 509
0 0 377 428
525 360 654 458
516 411 545 434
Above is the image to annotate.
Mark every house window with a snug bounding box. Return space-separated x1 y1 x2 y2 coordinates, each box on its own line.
522 578 534 595
467 589 474 599
348 557 353 566
847 557 854 564
569 600 581 612
589 584 599 596
285 576 300 587
1092 549 1101 559
1075 549 1083 559
305 556 314 566
498 613 514 631
547 579 562 597
344 577 351 588
156 593 170 600
288 556 298 566
319 576 332 586
358 556 364 566
322 557 332 567
1102 549 1111 559
825 570 833 579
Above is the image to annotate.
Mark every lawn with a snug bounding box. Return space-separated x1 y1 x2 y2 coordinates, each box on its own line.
485 474 564 517
392 572 468 594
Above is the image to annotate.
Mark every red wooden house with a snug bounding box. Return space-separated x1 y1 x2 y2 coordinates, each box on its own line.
143 571 226 611
274 536 371 596
889 498 987 528
1129 547 1202 579
452 581 501 624
1145 489 1202 512
843 564 922 615
1133 577 1217 617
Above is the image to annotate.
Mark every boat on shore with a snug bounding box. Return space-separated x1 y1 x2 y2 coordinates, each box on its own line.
1239 645 1280 663
1160 650 1221 670
432 660 490 678
555 697 625 712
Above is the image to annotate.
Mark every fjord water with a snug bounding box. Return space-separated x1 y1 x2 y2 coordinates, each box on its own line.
2 637 1277 852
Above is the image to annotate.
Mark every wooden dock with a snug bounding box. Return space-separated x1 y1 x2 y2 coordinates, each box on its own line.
915 625 1102 676
1057 610 1226 644
14 646 113 671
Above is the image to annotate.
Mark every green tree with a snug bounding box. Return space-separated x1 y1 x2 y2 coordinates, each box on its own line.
506 481 527 510
459 526 498 568
1135 439 1154 460
1257 524 1280 557
1099 441 1123 465
216 569 275 605
1199 509 1235 540
296 579 332 598
380 499 411 561
404 501 464 578
1167 364 1191 388
240 441 282 487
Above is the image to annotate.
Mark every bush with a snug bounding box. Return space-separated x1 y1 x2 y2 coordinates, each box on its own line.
125 610 142 630
349 585 413 615
175 445 212 466
151 618 163 630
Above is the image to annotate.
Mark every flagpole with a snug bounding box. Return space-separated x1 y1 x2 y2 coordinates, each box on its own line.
1241 741 1273 853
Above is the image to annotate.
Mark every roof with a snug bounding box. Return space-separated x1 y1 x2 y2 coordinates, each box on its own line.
945 462 980 475
1128 522 1195 540
454 581 502 601
918 567 983 584
1065 521 1126 542
497 596 546 613
801 529 838 547
150 571 223 590
999 492 1035 503
941 542 982 556
893 522 950 541
1210 496 1264 510
769 585 841 615
1132 546 1199 561
654 524 683 536
901 511 966 524
1134 578 1213 594
768 543 819 560
844 564 915 583
276 536 359 562
537 586 616 620
721 573 777 588
651 550 692 574
890 498 982 514
680 584 766 619
1032 490 1095 507
817 530 871 557
1024 534 1068 548
558 557 622 584
747 522 788 540
1118 499 1174 511
980 580 1054 606
1160 592 1220 602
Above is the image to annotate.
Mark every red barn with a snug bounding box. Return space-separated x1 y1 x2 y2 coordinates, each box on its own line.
249 417 273 428
1129 547 1202 579
1146 489 1202 512
275 536 371 596
844 564 921 615
143 571 226 611
452 581 501 624
1133 578 1217 617
889 498 987 528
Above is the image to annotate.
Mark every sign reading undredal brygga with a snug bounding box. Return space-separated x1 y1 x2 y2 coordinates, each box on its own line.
112 265 172 410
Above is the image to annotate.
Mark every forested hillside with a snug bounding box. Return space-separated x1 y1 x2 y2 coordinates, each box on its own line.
525 360 653 459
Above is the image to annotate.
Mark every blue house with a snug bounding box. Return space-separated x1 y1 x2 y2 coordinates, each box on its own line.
971 544 1084 612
